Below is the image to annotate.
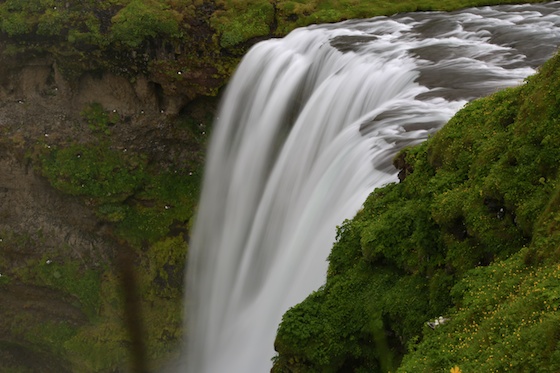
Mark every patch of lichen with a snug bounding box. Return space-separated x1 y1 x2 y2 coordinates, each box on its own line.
273 50 560 372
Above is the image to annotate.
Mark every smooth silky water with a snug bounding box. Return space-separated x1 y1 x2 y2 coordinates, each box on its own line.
181 3 560 372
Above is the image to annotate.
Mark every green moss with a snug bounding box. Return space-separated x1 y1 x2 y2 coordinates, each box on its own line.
0 9 34 36
25 321 79 356
112 169 200 245
274 0 548 34
2 237 185 372
37 125 202 245
137 236 187 363
275 265 394 372
400 250 560 372
0 273 12 285
40 142 146 204
63 320 129 372
111 0 183 48
81 102 121 135
16 256 102 319
211 0 275 49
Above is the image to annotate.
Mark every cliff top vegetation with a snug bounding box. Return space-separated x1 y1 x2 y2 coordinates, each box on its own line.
0 0 551 99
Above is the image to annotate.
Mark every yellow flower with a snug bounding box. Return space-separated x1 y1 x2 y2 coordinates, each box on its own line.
450 366 462 373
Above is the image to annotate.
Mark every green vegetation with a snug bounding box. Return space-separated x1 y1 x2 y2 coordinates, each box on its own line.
210 0 275 48
40 143 146 204
33 258 101 317
38 103 204 245
111 0 183 48
0 0 551 89
81 103 121 134
273 50 560 372
273 0 549 33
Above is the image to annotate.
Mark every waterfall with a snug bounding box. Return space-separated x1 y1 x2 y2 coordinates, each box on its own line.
183 3 560 372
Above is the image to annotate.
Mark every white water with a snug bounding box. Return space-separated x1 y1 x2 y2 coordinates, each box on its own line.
183 3 560 372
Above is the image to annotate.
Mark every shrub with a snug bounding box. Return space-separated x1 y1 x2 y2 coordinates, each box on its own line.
40 143 146 203
210 0 275 48
111 0 183 48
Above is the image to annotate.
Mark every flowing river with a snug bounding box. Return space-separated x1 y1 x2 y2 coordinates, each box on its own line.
183 2 560 372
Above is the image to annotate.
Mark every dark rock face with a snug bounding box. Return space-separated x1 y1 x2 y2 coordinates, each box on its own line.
0 63 117 367
0 54 158 117
0 152 113 261
393 151 414 182
0 47 214 370
0 55 147 265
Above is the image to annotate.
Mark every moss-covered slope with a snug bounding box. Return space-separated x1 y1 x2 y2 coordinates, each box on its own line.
273 50 560 372
0 101 210 371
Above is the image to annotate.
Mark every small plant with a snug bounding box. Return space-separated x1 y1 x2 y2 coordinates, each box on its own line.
81 102 120 135
110 0 183 48
210 0 275 48
40 142 146 203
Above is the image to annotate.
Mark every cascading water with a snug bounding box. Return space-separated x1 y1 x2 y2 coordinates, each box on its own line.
183 3 560 372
